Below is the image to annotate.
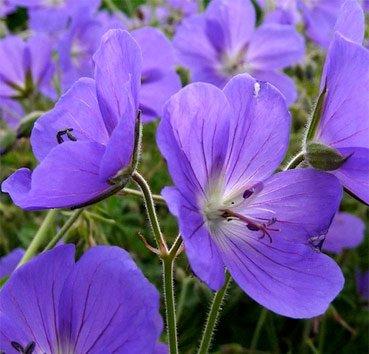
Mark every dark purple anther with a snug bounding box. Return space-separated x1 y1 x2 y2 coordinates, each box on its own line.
243 189 254 199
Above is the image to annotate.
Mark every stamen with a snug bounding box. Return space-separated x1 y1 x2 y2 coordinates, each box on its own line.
56 128 77 144
221 209 277 243
308 234 326 252
11 341 36 354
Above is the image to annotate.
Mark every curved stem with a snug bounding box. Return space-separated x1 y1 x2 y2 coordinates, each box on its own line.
132 171 168 253
118 188 167 205
163 257 179 354
250 308 268 350
197 272 232 354
44 209 84 251
17 209 58 267
284 151 305 171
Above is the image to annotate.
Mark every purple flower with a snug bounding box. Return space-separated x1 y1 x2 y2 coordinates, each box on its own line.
322 212 365 253
356 271 369 301
131 27 181 122
0 244 164 353
157 73 344 318
0 248 24 279
310 33 369 204
267 0 345 48
9 0 101 33
173 0 304 104
1 30 142 210
0 34 54 99
57 10 126 91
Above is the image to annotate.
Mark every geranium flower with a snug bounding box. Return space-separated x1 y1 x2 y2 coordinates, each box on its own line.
0 245 164 353
0 34 54 99
157 73 344 318
266 0 345 48
2 30 141 210
322 212 365 253
173 0 304 104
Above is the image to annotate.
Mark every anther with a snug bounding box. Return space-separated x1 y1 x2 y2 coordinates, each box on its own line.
56 128 77 144
11 341 36 354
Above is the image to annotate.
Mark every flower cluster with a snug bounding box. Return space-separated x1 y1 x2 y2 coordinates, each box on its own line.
0 0 368 353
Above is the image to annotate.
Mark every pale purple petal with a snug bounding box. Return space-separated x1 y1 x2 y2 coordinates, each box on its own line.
223 74 291 195
57 246 163 353
205 0 255 54
252 70 297 105
247 23 304 70
1 142 110 210
0 245 75 353
132 27 181 121
93 29 142 134
0 248 24 279
332 147 369 205
317 34 369 150
323 212 365 253
157 82 230 195
31 78 109 162
162 187 226 290
334 0 364 43
0 97 24 129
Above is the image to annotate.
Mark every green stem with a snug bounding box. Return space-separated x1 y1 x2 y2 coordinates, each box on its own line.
17 209 58 267
118 188 167 205
284 151 305 170
163 257 179 354
250 308 268 350
44 209 83 251
197 272 232 354
132 171 168 253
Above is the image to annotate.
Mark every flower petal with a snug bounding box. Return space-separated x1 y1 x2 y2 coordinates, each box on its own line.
205 0 255 53
93 29 142 134
223 74 291 195
323 212 365 253
246 23 304 70
0 248 24 279
334 0 364 43
1 141 110 210
0 245 75 353
162 187 226 290
31 78 109 162
215 222 344 318
332 147 369 205
317 34 369 149
157 82 230 197
57 246 163 354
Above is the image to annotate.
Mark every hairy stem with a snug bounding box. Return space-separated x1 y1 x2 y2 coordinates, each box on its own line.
44 209 84 251
163 257 179 354
17 209 58 267
284 151 305 170
118 187 167 205
132 171 168 253
197 272 232 354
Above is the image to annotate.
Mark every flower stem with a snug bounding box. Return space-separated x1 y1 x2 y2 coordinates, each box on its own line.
250 308 268 350
17 209 58 267
163 257 179 354
132 171 168 254
197 272 232 354
118 187 167 205
44 209 84 251
284 151 305 170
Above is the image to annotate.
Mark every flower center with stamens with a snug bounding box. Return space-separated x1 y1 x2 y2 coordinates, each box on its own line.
202 182 278 243
219 48 251 78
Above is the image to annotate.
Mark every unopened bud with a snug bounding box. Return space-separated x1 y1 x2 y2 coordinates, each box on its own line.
305 142 349 171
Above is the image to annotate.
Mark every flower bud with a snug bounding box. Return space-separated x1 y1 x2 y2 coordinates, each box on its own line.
305 142 349 171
